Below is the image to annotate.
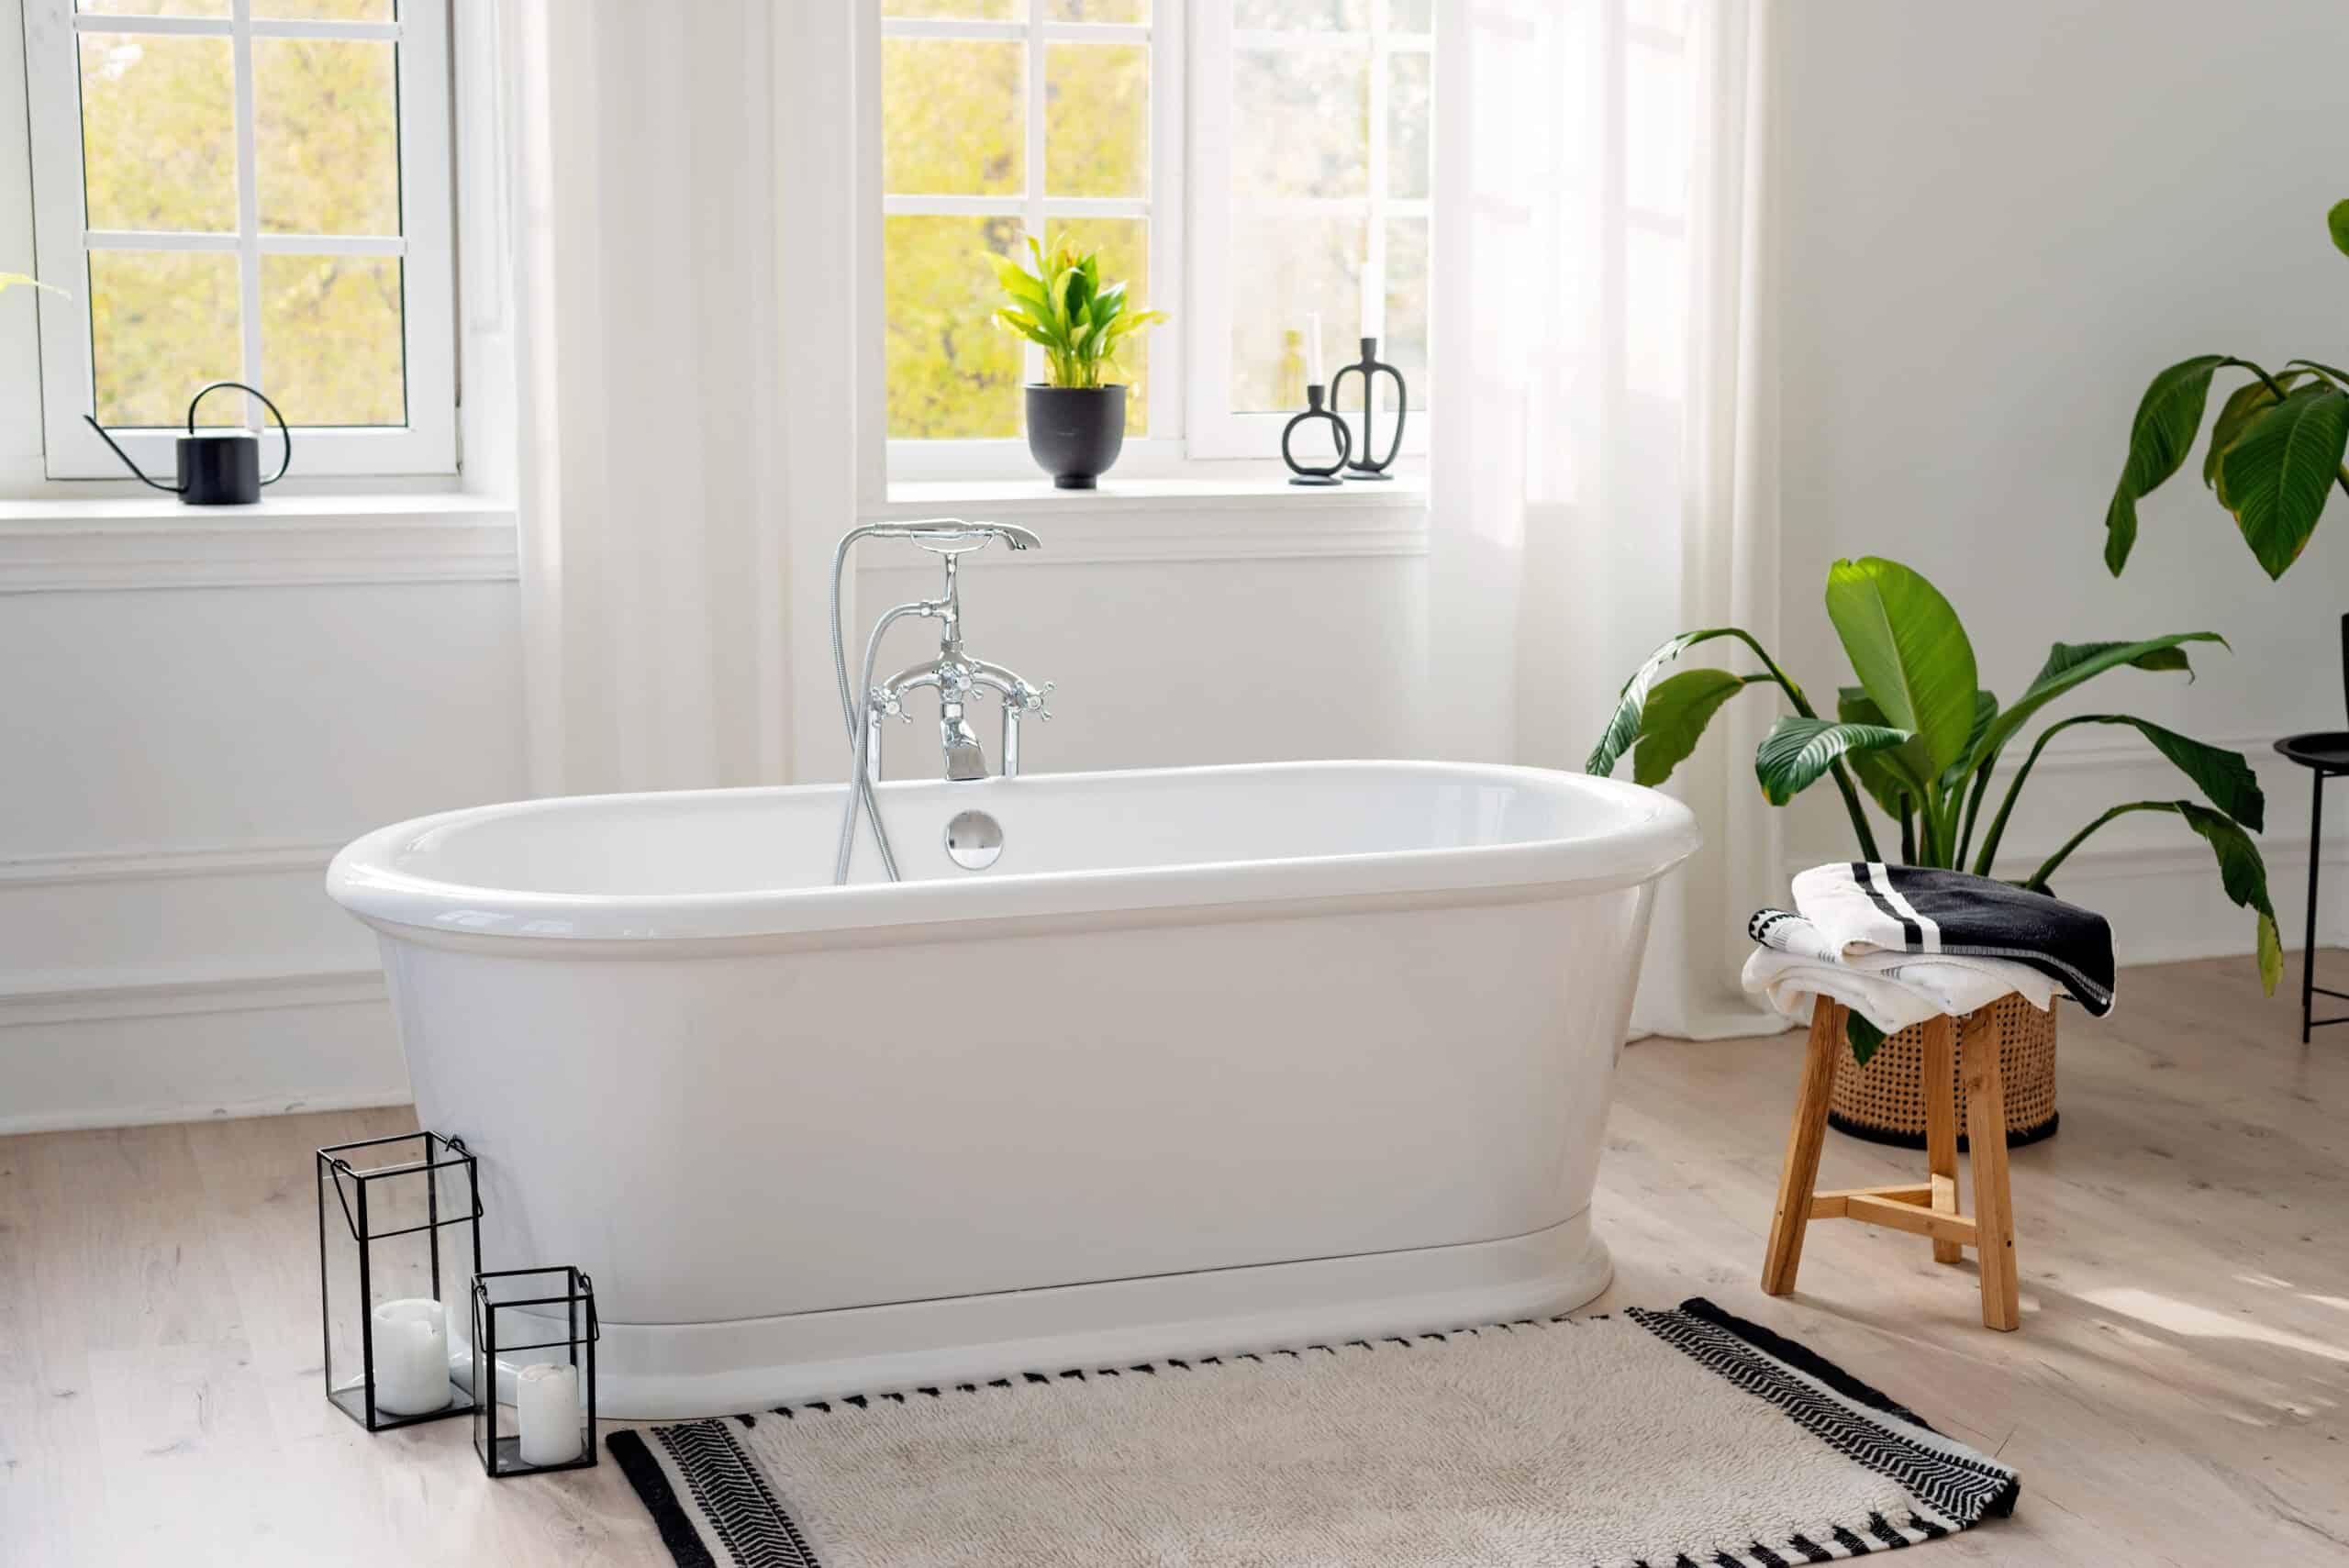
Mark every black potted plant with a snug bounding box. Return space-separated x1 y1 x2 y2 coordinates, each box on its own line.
991 236 1166 489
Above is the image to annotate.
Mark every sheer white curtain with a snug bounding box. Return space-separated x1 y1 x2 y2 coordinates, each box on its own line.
505 0 799 797
1431 0 1782 1039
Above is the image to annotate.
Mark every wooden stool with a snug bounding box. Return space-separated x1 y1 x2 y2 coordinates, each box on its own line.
1761 997 2021 1331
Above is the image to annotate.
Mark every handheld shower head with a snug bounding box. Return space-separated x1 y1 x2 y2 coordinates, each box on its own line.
860 518 1041 554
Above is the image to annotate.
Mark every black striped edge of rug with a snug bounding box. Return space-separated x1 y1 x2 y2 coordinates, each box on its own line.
607 1295 2021 1568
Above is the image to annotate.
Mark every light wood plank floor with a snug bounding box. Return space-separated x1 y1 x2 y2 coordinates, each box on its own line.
4 954 2344 1565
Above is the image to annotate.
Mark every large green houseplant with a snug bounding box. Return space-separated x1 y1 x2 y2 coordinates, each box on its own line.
2102 200 2349 579
1587 556 2280 1060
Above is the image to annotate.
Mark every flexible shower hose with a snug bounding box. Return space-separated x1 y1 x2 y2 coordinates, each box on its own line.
829 528 907 885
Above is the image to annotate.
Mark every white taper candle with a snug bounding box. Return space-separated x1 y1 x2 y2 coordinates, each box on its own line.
1305 312 1325 386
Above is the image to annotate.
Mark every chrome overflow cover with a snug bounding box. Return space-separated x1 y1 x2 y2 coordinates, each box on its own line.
944 809 1004 871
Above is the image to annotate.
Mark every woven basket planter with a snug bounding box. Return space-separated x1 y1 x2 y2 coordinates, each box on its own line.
1827 992 2060 1149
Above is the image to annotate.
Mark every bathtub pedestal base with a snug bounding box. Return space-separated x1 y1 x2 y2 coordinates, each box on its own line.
592 1211 1610 1419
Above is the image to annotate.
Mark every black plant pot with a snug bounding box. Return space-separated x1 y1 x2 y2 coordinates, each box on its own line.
1025 384 1126 490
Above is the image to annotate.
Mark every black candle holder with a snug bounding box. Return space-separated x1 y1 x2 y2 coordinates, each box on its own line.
1328 336 1407 480
1281 384 1351 486
316 1131 482 1432
472 1266 600 1478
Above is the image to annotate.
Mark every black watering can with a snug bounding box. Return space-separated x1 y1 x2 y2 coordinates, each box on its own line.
84 380 292 505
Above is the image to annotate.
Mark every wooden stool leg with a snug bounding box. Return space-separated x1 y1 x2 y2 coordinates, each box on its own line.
1960 1006 2021 1330
1921 1014 1963 1265
1762 999 1842 1296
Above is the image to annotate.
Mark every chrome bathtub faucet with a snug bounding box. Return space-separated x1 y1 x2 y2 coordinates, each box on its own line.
828 520 1051 884
866 542 1054 785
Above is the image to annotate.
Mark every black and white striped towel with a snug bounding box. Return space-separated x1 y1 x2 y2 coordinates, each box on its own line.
1791 863 2115 1017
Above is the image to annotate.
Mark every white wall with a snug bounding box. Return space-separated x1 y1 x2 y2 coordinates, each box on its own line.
1772 0 2349 969
856 495 1431 780
0 567 529 1130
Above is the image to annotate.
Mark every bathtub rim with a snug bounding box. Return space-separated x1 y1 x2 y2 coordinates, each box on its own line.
328 760 1700 945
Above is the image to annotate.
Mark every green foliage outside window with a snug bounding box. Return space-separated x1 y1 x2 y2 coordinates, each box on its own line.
76 25 406 428
882 27 1153 439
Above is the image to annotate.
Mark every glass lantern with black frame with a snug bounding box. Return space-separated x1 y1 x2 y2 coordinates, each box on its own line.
471 1266 600 1479
315 1131 483 1433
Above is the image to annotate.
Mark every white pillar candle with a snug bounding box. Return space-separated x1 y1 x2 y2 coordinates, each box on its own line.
371 1297 450 1416
516 1362 583 1466
1305 312 1325 386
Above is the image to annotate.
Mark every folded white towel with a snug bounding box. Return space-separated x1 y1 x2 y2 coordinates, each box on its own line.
1884 955 2056 1017
1742 947 1946 1036
1750 908 2056 1011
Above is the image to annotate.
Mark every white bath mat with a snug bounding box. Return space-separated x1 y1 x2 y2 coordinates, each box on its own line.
608 1297 2018 1567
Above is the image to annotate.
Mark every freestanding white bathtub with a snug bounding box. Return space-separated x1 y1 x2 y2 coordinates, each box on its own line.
328 761 1697 1418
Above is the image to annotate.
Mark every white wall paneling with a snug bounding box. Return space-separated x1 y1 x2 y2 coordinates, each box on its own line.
0 573 529 1132
1771 0 2349 971
852 490 1431 780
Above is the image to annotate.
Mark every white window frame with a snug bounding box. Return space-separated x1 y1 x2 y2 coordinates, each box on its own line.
1186 1 1430 461
21 0 456 482
882 0 1186 483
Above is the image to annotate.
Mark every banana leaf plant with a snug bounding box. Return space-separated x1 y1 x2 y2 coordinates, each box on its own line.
988 234 1166 391
2102 199 2349 580
1587 556 2280 1061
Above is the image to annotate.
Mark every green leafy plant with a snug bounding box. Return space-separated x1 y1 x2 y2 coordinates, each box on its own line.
2102 200 2349 580
1587 556 2279 1062
988 234 1166 391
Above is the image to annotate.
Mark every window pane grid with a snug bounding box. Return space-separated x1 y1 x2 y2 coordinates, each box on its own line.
1225 0 1430 417
886 195 1148 219
1230 30 1430 50
83 229 407 252
66 16 400 41
66 2 410 429
881 0 1162 441
1230 198 1430 218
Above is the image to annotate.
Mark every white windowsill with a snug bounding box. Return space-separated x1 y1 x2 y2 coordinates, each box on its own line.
0 491 519 592
870 473 1429 564
885 472 1427 509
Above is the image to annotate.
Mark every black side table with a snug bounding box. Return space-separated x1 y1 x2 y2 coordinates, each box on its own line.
2274 732 2349 1040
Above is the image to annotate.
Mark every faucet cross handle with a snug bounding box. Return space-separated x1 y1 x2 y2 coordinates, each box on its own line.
868 685 910 724
1014 678 1055 720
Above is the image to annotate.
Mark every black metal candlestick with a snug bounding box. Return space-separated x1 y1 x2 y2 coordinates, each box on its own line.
1281 384 1351 486
1328 336 1407 480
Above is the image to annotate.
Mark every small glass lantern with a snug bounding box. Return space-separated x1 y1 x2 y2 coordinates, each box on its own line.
472 1266 599 1478
316 1131 483 1431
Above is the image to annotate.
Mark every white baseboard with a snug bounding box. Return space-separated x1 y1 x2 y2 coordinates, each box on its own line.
0 964 384 1027
0 964 409 1137
2 1086 412 1137
0 830 412 1133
